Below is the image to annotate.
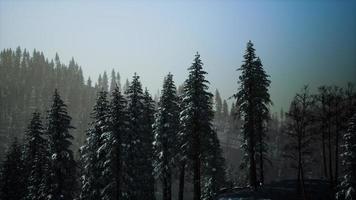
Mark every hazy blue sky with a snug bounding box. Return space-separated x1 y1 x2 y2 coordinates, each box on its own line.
1 0 355 112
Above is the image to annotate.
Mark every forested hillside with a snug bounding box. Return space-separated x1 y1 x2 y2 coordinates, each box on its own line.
1 45 355 200
0 47 98 159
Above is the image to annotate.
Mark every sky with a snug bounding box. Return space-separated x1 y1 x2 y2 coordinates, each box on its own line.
1 0 355 113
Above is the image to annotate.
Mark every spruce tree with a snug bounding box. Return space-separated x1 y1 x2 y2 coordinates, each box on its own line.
142 88 156 200
337 113 356 200
0 138 26 200
125 73 155 199
110 69 117 94
222 100 229 120
233 41 271 188
80 90 110 200
102 71 109 92
101 86 129 200
215 89 223 119
180 53 226 200
153 73 180 200
47 89 76 200
24 112 50 200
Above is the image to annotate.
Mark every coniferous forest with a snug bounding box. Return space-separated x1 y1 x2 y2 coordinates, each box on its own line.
0 41 355 200
0 41 356 200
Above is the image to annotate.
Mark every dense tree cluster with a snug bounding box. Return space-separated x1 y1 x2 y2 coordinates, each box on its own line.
1 43 355 200
0 48 96 160
0 90 76 200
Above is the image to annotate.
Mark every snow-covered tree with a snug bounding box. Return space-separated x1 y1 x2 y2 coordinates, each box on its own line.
23 112 50 200
101 86 129 200
80 90 110 200
180 53 226 200
233 41 271 188
153 73 180 200
337 113 356 200
142 88 156 199
125 73 155 199
46 89 77 200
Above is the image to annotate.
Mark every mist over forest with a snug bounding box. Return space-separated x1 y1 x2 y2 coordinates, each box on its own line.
0 43 355 200
1 0 356 200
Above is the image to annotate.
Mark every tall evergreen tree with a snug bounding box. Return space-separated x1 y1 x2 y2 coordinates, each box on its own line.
102 71 109 92
180 53 226 200
215 89 222 119
142 88 156 200
125 73 155 199
233 41 271 188
100 86 129 200
337 113 356 200
153 73 180 200
222 100 229 120
0 138 26 200
47 89 76 200
24 112 50 200
80 90 110 200
110 69 117 94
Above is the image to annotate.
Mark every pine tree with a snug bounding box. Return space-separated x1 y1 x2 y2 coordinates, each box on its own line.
142 88 156 200
101 86 129 200
24 112 50 200
125 73 155 199
102 71 109 92
180 53 226 200
0 138 26 200
215 89 223 119
46 89 77 200
110 69 117 94
254 57 272 185
80 90 110 200
337 113 356 200
116 72 121 90
222 100 229 120
153 73 180 200
233 41 271 188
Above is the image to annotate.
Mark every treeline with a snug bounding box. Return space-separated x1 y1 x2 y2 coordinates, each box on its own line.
0 47 127 160
0 52 227 200
0 47 97 159
1 42 356 200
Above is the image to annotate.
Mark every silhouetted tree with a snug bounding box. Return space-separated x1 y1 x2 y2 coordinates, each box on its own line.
180 53 225 200
284 86 314 199
233 41 271 188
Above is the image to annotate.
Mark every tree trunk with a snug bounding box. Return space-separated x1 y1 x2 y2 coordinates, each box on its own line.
193 134 201 200
178 161 186 200
322 127 328 179
249 122 257 189
258 122 264 185
116 147 121 200
328 121 333 185
162 167 171 200
334 111 340 187
162 146 171 200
